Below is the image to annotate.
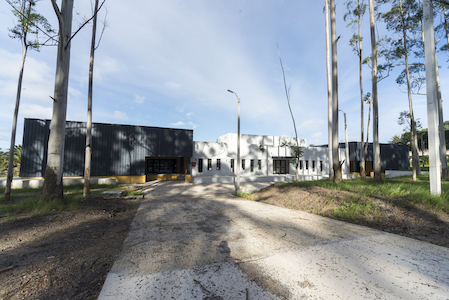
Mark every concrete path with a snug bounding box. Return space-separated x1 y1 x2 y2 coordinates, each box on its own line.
98 181 449 299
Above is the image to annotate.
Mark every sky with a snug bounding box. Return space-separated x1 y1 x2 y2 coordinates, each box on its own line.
1 0 449 151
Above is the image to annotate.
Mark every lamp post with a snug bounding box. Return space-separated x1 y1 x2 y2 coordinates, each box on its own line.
339 110 350 175
228 90 241 191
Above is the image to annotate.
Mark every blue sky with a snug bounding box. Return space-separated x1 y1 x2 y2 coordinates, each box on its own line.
1 0 449 151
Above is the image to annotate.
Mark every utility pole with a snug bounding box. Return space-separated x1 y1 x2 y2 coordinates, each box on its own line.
228 90 241 192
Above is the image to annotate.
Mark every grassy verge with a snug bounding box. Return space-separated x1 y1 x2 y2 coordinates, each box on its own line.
281 175 449 214
0 184 142 220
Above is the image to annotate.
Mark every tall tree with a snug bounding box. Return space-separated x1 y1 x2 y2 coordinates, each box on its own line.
344 0 367 178
84 0 106 197
41 0 105 201
423 0 441 194
41 0 75 201
4 0 53 201
330 0 342 183
277 45 302 181
325 0 333 181
381 0 421 180
369 0 381 181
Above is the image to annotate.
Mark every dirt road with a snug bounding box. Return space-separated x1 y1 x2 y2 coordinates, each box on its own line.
98 181 449 299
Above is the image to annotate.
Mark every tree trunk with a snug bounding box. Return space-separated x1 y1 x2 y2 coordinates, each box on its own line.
330 0 341 183
358 0 366 180
423 0 441 195
369 0 381 181
436 57 448 179
83 0 99 198
5 45 28 201
400 0 420 181
364 97 373 159
41 0 74 202
325 0 333 181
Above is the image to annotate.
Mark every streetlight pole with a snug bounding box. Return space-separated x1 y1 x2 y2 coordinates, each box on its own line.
339 110 350 175
228 90 241 191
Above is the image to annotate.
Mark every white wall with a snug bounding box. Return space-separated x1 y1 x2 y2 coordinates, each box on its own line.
191 135 349 178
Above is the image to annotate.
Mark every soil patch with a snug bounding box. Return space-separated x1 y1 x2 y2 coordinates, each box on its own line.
255 183 449 248
0 196 140 300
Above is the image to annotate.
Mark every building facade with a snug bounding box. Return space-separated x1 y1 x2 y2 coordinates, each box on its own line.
20 119 193 183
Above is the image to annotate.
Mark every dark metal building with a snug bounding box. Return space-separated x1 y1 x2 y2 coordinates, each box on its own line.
20 119 193 182
318 142 409 175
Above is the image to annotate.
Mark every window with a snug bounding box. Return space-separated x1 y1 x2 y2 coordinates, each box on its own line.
250 159 254 172
207 159 212 171
242 159 245 170
198 159 203 173
217 159 221 170
305 161 309 170
300 160 303 170
147 159 177 174
231 159 235 172
320 161 323 172
273 160 288 174
258 160 261 170
312 161 316 171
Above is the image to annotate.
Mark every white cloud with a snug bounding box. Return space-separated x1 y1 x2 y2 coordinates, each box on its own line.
134 94 145 104
19 104 52 119
186 112 193 118
297 119 325 130
311 132 322 139
113 111 128 121
170 121 185 127
188 121 198 129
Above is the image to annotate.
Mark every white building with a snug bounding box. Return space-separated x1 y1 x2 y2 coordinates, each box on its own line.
191 133 351 184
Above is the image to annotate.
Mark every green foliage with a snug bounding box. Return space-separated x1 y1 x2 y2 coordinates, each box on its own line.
8 0 54 50
0 145 21 177
234 190 255 201
280 141 304 169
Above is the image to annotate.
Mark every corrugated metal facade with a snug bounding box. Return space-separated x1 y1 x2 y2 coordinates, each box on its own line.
20 119 193 177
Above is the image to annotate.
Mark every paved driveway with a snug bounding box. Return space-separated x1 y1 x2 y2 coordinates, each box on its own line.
98 181 449 299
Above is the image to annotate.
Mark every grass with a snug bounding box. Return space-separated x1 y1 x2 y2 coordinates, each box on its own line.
281 175 449 214
234 190 255 201
0 183 136 220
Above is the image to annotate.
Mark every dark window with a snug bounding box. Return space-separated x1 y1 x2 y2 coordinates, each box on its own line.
312 161 315 171
231 159 235 172
300 160 303 170
198 159 203 173
273 160 288 174
306 161 309 170
258 160 261 170
217 159 221 170
250 160 254 172
207 159 212 171
320 161 323 172
242 159 245 170
147 159 177 174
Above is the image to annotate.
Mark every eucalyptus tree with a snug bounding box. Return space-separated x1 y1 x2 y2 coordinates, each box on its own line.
41 0 105 201
368 0 382 181
84 0 107 197
344 0 368 178
330 0 342 183
380 0 422 180
325 0 333 181
4 0 54 201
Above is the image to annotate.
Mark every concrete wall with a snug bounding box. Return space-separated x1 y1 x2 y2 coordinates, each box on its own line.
191 137 349 180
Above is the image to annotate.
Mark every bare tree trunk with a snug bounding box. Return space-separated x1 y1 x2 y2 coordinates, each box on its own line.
358 0 366 180
400 0 420 181
83 0 99 198
369 0 381 181
330 0 341 183
325 0 333 181
364 97 373 157
423 0 441 195
41 0 74 201
5 45 28 201
436 55 448 179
